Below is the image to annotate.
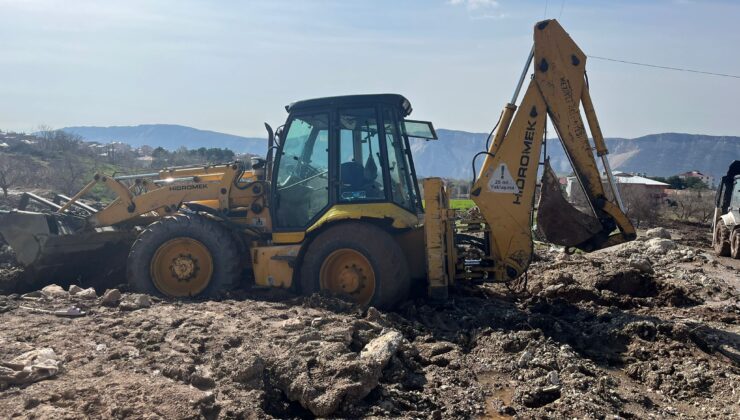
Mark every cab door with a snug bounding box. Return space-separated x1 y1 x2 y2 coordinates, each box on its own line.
273 112 331 229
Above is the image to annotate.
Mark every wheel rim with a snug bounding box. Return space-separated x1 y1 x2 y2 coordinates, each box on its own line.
319 249 376 306
150 237 214 297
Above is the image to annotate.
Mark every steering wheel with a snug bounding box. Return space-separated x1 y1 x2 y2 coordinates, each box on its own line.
298 162 322 178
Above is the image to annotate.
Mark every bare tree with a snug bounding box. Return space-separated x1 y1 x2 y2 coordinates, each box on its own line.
669 189 714 223
36 126 82 153
51 153 87 196
0 154 33 199
621 186 661 228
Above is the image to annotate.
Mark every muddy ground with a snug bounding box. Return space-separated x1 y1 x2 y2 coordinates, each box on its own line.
0 222 739 419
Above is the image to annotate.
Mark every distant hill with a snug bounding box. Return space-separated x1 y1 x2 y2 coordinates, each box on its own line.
62 124 265 155
411 130 740 181
61 124 739 180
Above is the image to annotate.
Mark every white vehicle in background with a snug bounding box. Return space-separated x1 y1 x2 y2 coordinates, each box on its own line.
712 161 740 257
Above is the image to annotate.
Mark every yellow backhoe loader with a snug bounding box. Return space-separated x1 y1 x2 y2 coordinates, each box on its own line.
0 20 635 307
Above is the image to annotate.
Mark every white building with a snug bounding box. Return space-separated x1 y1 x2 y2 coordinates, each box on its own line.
567 172 669 205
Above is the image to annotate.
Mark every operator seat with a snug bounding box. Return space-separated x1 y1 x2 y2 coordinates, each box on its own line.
340 161 365 190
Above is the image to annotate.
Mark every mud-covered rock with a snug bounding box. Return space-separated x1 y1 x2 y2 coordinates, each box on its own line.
628 257 654 274
518 385 561 408
100 289 121 306
41 284 67 298
119 294 151 311
646 227 671 239
646 238 677 254
77 287 97 299
270 345 383 416
232 355 265 389
361 331 403 368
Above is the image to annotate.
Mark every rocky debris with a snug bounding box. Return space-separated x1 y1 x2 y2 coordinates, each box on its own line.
628 257 654 274
41 284 67 299
0 348 62 389
0 294 17 313
232 355 265 389
119 294 151 311
416 341 460 366
0 244 17 266
646 227 672 239
361 331 404 368
76 287 97 299
266 319 406 417
100 288 122 306
190 365 216 390
0 222 739 418
68 284 83 295
519 384 561 408
646 237 678 254
517 349 534 368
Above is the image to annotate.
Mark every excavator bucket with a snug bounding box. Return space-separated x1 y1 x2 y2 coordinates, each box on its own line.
0 210 135 290
535 161 603 247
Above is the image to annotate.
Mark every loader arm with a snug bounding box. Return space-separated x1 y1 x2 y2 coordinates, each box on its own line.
470 19 636 282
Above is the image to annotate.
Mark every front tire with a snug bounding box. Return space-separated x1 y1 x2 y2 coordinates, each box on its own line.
714 220 731 257
127 213 240 298
299 222 410 309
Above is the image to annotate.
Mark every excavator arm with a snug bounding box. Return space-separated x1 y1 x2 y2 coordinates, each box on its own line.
470 19 636 282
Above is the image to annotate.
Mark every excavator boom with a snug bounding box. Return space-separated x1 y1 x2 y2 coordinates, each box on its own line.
470 19 636 282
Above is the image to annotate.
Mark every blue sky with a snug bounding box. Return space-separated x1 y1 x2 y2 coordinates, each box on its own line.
0 0 738 138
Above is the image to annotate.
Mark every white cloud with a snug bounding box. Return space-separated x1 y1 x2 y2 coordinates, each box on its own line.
448 0 500 11
471 12 508 20
448 0 505 19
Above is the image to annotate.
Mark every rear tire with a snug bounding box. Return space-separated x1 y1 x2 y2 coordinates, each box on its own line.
731 230 740 259
714 221 731 257
127 213 240 298
299 222 410 309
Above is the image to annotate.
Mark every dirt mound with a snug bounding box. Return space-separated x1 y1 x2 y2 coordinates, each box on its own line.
0 225 739 418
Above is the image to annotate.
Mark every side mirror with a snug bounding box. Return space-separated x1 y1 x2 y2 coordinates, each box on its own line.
404 120 437 140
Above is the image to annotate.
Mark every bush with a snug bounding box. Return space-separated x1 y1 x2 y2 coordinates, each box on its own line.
667 189 714 224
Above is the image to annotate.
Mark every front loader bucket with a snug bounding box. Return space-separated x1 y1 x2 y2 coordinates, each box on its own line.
0 210 135 292
535 161 602 247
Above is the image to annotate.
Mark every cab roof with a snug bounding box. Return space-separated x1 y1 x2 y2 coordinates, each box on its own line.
286 94 412 117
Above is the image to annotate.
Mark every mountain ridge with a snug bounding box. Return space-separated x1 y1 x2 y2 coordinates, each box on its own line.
61 124 739 180
62 124 266 156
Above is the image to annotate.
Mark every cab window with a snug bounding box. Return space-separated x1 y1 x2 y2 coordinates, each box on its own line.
274 113 329 228
338 108 385 201
732 178 740 210
383 107 418 210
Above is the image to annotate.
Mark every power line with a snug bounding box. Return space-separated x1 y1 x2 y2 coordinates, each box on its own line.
588 55 740 79
558 0 566 18
543 0 549 18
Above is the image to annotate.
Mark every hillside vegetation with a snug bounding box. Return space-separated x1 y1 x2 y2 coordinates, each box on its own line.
0 129 239 202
